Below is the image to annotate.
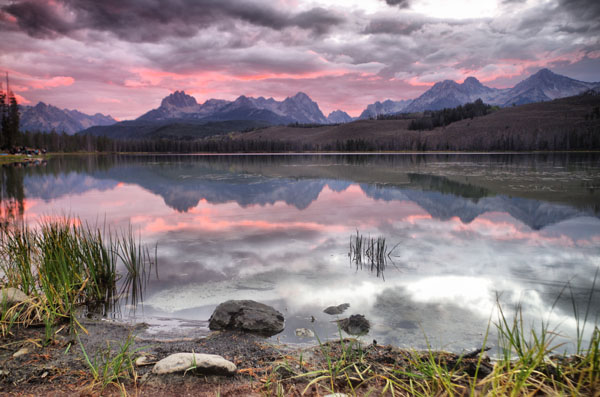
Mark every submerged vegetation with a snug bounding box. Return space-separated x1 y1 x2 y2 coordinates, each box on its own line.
0 219 156 338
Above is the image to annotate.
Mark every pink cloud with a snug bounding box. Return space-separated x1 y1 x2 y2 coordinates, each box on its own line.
28 76 75 90
13 93 31 104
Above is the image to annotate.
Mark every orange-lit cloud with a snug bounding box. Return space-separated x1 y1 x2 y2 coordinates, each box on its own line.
13 93 30 104
26 76 75 90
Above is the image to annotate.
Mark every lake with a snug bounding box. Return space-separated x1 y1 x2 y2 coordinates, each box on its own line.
2 153 599 354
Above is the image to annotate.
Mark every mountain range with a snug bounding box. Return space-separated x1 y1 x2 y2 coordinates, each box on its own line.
19 68 600 136
361 69 600 116
138 91 333 125
20 102 116 135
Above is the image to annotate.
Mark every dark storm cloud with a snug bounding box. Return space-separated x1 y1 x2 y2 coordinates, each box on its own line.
293 7 344 36
381 0 411 7
558 0 600 22
1 0 71 38
1 0 344 42
363 17 425 35
557 24 591 34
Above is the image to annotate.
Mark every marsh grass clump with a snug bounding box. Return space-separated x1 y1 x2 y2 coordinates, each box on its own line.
0 218 156 337
78 332 142 394
263 328 493 396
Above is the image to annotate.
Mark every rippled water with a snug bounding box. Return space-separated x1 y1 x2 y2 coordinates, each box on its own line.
2 153 599 353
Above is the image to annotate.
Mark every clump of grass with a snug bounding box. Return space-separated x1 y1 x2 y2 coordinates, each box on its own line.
78 332 142 394
118 225 157 309
0 218 156 337
262 275 600 396
263 327 490 396
478 271 600 396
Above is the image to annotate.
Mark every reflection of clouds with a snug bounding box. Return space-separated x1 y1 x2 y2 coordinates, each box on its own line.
20 160 600 352
372 287 491 350
403 276 498 318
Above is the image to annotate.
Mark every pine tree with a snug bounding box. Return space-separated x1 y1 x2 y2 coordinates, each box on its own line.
6 93 19 149
0 86 6 149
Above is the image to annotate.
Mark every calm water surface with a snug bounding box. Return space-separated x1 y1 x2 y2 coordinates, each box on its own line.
2 153 600 353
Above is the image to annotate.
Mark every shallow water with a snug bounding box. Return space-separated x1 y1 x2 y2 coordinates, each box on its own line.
2 153 600 353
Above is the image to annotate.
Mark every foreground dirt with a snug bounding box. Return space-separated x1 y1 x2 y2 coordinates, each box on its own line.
0 319 279 395
0 319 493 396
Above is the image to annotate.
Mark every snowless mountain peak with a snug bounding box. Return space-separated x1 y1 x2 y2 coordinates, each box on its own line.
327 109 353 124
138 91 328 124
463 76 484 88
160 90 198 108
292 92 310 100
20 102 116 134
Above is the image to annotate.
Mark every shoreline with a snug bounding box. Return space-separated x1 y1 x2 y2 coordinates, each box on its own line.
1 315 598 396
0 318 492 396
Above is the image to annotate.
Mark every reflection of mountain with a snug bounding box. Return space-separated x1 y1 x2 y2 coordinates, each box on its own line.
92 164 329 211
371 187 583 230
23 173 118 201
157 178 327 212
18 160 599 230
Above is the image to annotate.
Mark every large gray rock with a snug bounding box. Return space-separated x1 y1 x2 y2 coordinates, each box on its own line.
152 353 236 375
324 303 350 315
0 288 28 305
208 300 284 336
336 314 370 335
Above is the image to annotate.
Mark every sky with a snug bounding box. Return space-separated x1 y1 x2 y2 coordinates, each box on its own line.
1 0 599 119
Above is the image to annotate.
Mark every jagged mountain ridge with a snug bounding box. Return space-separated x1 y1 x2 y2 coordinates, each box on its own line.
399 69 598 113
359 99 413 119
403 76 498 113
139 69 599 123
138 91 327 124
20 102 116 135
327 110 353 124
28 68 599 136
495 68 598 106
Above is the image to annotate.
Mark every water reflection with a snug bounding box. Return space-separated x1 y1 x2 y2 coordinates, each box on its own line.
3 153 600 352
0 164 26 226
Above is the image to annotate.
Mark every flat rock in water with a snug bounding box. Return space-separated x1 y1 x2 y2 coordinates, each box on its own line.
208 300 284 336
295 328 315 338
323 303 350 315
337 314 370 335
152 353 236 375
0 288 28 305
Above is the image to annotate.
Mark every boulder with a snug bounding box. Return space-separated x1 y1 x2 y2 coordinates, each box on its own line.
152 353 236 375
208 300 284 336
336 314 370 335
0 288 28 305
295 328 315 338
324 303 350 315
